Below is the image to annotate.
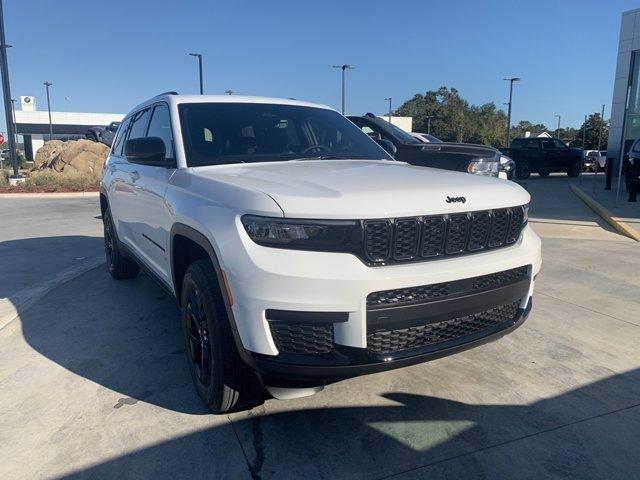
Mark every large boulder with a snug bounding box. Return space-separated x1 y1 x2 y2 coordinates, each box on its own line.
32 139 110 176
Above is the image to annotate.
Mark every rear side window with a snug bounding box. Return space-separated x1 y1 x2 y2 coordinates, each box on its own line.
111 117 131 157
146 104 174 159
540 139 554 149
127 108 151 140
526 139 541 149
553 139 566 149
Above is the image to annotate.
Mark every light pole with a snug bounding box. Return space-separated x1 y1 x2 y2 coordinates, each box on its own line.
555 114 561 139
504 77 520 147
332 64 355 115
384 97 392 123
10 97 17 149
0 0 18 178
426 115 433 134
43 81 53 141
188 53 203 94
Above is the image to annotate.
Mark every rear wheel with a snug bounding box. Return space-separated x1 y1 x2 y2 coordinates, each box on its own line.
516 163 531 180
567 162 581 177
181 259 263 413
103 208 140 280
538 170 550 177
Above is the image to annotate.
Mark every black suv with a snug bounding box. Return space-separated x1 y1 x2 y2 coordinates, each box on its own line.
348 113 507 178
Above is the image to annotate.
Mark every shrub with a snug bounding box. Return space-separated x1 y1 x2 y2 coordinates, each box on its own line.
0 170 100 193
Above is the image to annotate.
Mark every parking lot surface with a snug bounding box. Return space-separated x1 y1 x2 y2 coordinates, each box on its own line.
1 178 639 479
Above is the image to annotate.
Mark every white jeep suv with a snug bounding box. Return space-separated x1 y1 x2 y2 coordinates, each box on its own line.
100 93 541 413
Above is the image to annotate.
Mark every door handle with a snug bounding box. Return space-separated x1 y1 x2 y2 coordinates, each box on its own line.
130 171 140 182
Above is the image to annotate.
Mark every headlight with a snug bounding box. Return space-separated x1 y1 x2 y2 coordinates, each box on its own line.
241 215 360 252
522 203 529 225
467 158 500 176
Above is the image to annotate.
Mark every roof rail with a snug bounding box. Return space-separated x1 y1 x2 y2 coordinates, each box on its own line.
154 91 178 97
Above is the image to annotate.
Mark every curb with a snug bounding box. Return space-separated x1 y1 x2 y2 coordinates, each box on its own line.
0 191 99 199
0 257 105 331
569 184 640 242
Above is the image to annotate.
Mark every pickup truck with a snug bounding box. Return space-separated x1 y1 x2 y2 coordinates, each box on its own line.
501 137 583 179
348 114 513 179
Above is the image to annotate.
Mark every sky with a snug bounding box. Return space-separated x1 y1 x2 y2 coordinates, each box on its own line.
1 0 637 132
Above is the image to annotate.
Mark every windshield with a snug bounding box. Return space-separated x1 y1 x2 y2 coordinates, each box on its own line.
179 103 391 166
370 117 424 144
421 133 442 143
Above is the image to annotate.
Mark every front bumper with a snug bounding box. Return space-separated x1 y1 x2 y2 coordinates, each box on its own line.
244 298 532 386
225 224 541 357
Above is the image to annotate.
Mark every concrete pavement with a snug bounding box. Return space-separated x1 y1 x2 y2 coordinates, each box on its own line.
1 184 639 479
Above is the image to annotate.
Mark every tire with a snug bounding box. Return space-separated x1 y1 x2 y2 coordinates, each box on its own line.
538 170 551 177
567 162 581 177
103 208 140 280
181 259 263 413
516 163 531 180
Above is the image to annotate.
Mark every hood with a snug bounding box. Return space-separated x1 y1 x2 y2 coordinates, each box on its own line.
192 160 530 219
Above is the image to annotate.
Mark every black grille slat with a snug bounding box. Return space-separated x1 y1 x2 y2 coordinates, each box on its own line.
468 211 491 251
362 206 526 265
445 214 470 254
505 207 525 244
364 220 392 262
487 209 509 247
269 322 334 354
421 216 446 257
394 218 420 260
366 301 520 355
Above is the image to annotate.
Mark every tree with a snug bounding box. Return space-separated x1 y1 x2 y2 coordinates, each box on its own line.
395 87 508 147
572 113 609 149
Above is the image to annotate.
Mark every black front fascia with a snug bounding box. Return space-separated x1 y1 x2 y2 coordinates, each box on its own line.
367 276 530 333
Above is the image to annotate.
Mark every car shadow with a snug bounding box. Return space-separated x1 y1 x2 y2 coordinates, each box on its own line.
57 368 640 479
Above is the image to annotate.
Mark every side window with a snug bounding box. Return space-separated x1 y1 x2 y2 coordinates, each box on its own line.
146 104 174 159
526 139 540 149
553 139 566 149
127 108 151 140
111 117 131 157
540 139 554 149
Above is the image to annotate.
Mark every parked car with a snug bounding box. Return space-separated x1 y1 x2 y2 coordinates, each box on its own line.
501 137 583 179
584 150 607 172
86 121 121 146
348 114 512 179
101 93 541 413
625 140 640 199
411 132 443 143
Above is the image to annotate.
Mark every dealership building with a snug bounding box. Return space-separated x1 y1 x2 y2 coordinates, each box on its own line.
608 8 640 169
14 96 123 161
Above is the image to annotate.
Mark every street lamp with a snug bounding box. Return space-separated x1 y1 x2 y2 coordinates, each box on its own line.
384 97 392 123
188 53 203 94
555 114 561 139
10 97 17 149
43 81 53 141
504 77 521 147
332 64 355 115
425 115 434 134
0 0 19 178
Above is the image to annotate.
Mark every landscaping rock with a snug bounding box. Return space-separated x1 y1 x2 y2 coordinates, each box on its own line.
32 139 110 176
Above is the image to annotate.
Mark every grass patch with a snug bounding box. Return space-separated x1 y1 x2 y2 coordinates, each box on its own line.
0 170 100 193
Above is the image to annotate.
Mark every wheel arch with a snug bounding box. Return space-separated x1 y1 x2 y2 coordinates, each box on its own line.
170 222 250 362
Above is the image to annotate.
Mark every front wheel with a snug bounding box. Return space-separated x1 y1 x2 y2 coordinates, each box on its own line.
181 259 263 413
516 163 531 180
567 162 581 177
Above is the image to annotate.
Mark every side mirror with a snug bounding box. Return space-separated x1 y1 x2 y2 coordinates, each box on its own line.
124 137 167 165
376 138 397 157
